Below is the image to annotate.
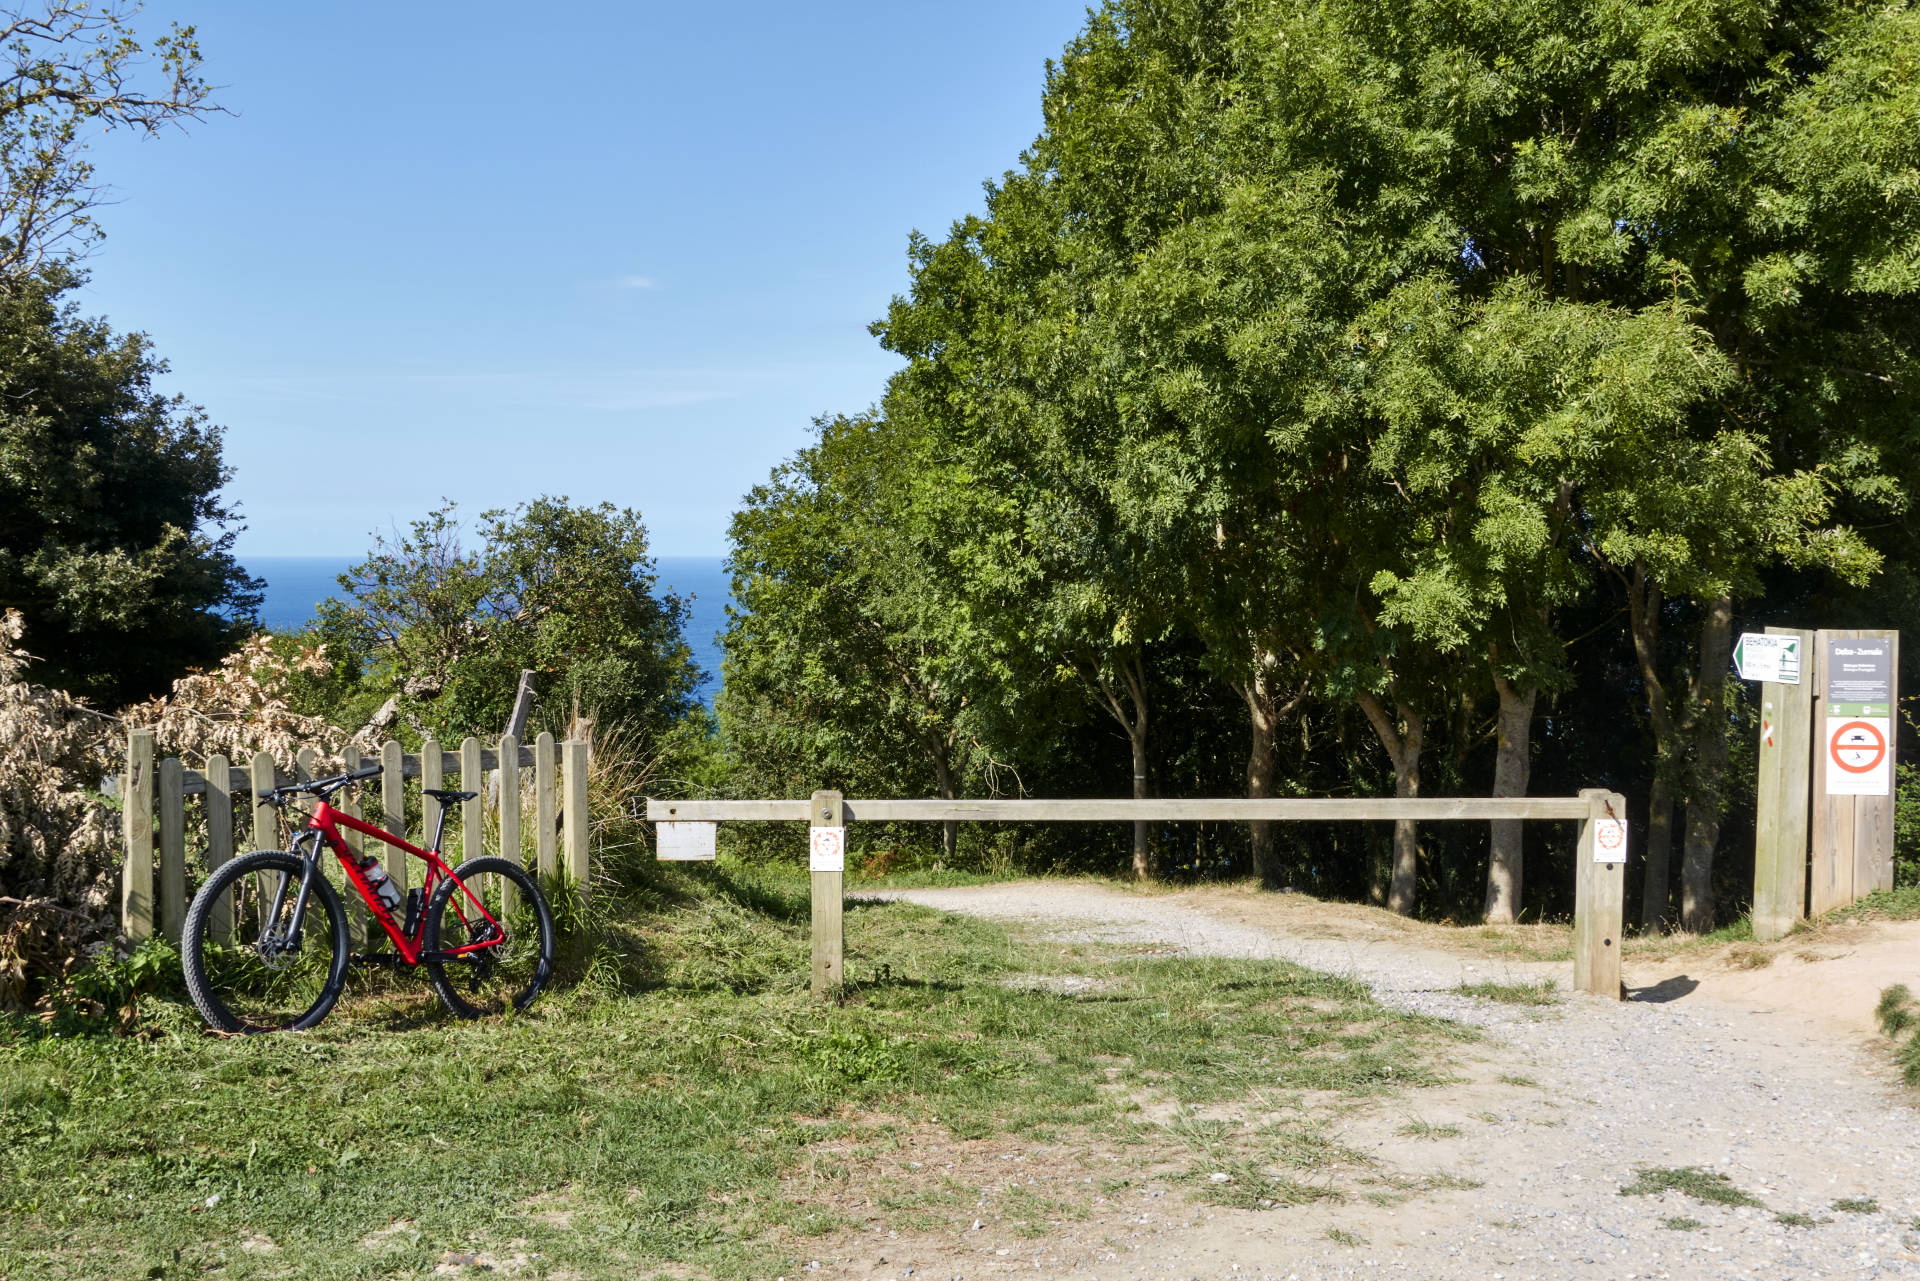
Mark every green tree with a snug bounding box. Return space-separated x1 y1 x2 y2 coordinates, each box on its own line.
315 498 699 744
721 414 986 860
0 269 257 705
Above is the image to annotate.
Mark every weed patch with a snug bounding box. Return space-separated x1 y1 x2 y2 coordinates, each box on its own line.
1452 980 1556 1006
1618 1167 1764 1208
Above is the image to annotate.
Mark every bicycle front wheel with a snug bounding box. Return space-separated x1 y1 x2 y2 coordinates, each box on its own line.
182 850 349 1034
424 856 555 1019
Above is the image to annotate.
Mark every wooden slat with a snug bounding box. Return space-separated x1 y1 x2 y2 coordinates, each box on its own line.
381 739 407 898
535 732 558 882
158 757 186 945
175 745 539 796
645 796 1593 823
1752 627 1814 942
421 738 444 868
251 753 277 854
462 737 485 868
340 744 367 948
498 732 522 919
811 789 844 999
562 738 590 893
121 731 155 942
295 746 316 784
205 752 233 943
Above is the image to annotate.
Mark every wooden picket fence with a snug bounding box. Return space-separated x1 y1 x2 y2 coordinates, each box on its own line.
118 729 592 944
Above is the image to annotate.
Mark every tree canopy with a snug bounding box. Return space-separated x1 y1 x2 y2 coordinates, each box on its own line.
723 0 1920 924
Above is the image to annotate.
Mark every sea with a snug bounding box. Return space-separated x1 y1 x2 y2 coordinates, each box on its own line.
246 554 734 708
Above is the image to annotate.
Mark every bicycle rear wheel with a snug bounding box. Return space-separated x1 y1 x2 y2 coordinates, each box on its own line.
424 856 554 1019
182 850 349 1034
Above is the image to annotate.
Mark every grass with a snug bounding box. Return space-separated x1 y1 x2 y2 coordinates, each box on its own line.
1661 1216 1705 1231
1398 1119 1461 1140
1834 1197 1879 1214
1452 979 1557 1006
1325 1227 1366 1247
0 858 1465 1280
1874 985 1920 1085
1776 1212 1818 1227
1618 1167 1765 1208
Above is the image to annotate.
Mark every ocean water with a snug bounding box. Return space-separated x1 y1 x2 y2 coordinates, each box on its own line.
246 554 732 707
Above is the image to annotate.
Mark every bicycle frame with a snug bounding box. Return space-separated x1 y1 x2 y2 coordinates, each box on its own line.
298 798 505 966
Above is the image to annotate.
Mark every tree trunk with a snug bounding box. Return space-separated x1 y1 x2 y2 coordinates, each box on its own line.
1130 729 1150 879
1237 660 1297 888
1680 593 1734 932
1641 772 1676 932
1623 562 1680 933
1092 653 1153 881
931 751 958 866
1485 670 1536 924
1356 691 1424 916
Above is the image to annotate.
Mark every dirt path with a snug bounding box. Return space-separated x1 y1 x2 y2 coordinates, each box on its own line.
832 882 1920 1281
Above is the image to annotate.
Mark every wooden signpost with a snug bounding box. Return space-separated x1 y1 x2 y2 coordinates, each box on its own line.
1811 629 1900 914
1750 626 1815 941
1740 626 1900 931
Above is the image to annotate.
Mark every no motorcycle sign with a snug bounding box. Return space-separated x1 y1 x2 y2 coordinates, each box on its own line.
1826 717 1892 795
1822 637 1894 797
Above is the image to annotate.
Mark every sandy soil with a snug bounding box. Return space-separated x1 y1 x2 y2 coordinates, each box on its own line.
774 882 1920 1281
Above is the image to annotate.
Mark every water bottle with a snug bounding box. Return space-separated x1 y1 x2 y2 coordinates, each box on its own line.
360 857 404 913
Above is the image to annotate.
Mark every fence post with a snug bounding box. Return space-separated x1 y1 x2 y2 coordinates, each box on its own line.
420 737 443 894
251 752 277 853
1573 788 1626 1000
121 730 154 942
535 732 558 882
158 757 185 944
381 740 405 900
461 737 485 866
562 737 589 896
339 744 367 947
205 752 233 943
498 733 522 918
811 789 845 999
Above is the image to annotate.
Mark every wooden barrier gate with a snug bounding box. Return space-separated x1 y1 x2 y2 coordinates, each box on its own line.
119 729 593 944
646 789 1630 1001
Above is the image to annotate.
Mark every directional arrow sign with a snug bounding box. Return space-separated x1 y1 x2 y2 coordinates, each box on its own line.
1734 633 1801 684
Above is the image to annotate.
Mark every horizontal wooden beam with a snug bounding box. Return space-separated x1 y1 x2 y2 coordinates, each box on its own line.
160 745 543 797
645 796 1593 823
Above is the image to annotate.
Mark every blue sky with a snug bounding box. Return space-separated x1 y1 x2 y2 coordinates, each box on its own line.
76 1 1093 557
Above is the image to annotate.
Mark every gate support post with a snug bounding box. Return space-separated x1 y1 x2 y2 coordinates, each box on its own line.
121 730 154 942
1573 788 1626 1000
811 789 845 999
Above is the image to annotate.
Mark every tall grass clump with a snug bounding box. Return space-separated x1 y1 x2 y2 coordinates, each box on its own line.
1876 984 1920 1085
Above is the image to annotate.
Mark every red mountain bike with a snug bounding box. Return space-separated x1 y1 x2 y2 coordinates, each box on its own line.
181 764 555 1034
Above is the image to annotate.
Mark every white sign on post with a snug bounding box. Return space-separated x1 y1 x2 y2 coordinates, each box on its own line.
809 825 846 872
1733 633 1801 684
657 821 717 861
1826 717 1893 796
1593 817 1628 864
1823 637 1894 797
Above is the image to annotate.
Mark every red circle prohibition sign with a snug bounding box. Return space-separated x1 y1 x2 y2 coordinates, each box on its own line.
1597 823 1625 851
1830 720 1887 775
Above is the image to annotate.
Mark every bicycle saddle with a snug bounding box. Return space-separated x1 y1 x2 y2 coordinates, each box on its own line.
422 787 479 803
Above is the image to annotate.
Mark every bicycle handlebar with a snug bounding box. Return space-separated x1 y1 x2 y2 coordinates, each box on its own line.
262 762 383 806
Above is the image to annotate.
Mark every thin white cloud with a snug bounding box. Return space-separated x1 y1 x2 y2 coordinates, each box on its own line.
612 274 657 290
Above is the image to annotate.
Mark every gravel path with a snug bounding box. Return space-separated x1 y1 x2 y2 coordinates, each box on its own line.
858 882 1920 1280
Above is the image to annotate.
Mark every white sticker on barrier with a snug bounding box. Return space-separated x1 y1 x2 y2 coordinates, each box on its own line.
1593 817 1628 864
809 825 846 872
657 821 717 861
